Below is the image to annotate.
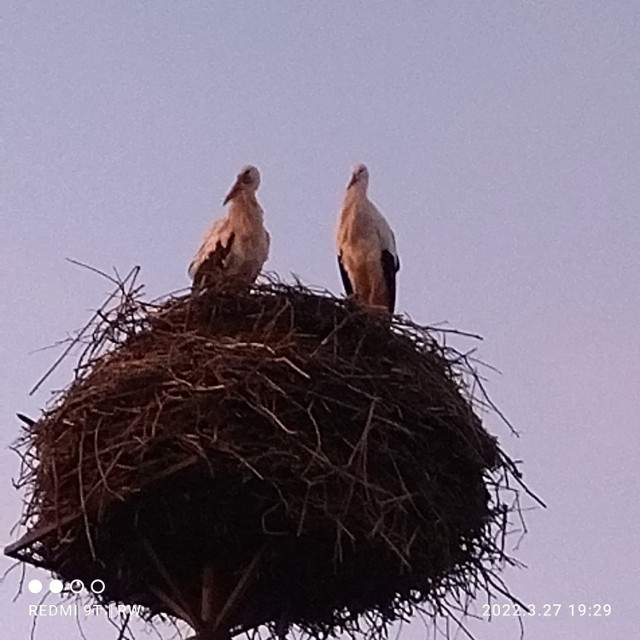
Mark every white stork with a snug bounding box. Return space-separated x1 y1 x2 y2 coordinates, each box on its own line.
188 165 270 290
336 164 400 313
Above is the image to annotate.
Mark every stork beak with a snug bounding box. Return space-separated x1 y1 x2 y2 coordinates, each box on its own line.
347 174 357 189
223 178 242 205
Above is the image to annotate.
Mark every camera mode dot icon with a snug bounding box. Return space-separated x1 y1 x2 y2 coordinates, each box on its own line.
49 579 64 594
28 579 43 594
70 579 85 594
90 579 105 594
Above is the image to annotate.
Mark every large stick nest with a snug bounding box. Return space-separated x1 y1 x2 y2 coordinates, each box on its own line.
8 272 533 640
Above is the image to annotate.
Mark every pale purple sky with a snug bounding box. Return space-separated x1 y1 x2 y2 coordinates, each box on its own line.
2 1 639 639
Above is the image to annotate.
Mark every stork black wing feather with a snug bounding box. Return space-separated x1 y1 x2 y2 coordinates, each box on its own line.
193 232 236 290
337 255 354 297
381 250 398 313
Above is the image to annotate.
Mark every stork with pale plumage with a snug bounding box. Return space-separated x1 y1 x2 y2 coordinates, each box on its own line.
336 164 400 313
189 165 270 291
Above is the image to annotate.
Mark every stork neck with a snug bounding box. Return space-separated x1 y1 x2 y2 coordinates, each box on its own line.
228 193 263 225
345 182 369 204
343 185 370 215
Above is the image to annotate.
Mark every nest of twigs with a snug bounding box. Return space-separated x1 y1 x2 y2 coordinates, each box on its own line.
7 272 535 640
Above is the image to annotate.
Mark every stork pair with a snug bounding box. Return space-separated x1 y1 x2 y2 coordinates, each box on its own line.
189 164 400 313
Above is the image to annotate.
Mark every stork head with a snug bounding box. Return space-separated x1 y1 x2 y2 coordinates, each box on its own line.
223 165 261 205
347 163 369 190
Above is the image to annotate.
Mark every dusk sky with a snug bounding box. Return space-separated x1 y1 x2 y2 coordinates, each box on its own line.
2 1 639 638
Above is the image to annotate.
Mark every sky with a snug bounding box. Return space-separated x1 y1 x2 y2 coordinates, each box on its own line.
2 1 640 638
